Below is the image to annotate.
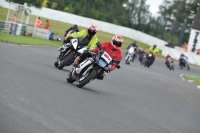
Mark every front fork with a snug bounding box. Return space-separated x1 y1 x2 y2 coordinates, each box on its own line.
59 48 72 60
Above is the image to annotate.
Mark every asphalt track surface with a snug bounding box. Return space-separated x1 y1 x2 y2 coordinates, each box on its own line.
0 42 200 133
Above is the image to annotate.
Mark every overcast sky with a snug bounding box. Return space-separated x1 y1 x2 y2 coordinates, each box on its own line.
146 0 163 16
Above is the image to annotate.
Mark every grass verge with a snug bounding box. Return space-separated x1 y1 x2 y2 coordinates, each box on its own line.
184 75 200 85
0 34 62 47
0 33 164 58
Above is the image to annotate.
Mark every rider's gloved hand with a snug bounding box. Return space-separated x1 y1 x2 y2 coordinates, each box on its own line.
92 48 99 53
67 36 73 40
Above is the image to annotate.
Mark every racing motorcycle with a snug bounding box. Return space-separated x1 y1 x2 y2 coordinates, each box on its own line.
144 52 154 68
67 43 120 88
139 53 147 65
54 37 86 69
179 57 190 70
125 46 137 64
166 57 174 70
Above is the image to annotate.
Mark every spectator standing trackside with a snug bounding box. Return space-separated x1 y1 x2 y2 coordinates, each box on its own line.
10 14 17 35
44 20 50 30
35 17 42 28
197 49 200 55
184 42 188 52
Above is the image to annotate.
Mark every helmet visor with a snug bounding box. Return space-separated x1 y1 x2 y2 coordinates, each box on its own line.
112 40 122 47
88 29 96 36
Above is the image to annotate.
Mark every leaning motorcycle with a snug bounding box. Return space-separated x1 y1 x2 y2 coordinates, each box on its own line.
54 38 86 69
125 46 136 64
144 52 154 68
179 58 190 70
139 53 147 65
67 44 120 88
166 57 174 70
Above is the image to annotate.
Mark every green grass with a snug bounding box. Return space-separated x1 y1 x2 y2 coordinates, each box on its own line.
0 34 62 46
184 75 200 85
0 6 164 57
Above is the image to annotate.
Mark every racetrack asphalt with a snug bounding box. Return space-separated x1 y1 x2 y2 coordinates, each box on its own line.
0 42 200 133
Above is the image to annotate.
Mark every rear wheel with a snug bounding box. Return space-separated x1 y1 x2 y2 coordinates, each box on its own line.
58 52 74 69
77 69 97 88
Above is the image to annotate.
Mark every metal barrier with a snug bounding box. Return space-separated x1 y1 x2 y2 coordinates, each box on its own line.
33 27 49 39
0 21 17 34
0 20 49 39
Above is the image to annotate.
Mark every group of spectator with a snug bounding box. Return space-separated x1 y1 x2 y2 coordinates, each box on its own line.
35 16 50 30
10 14 50 36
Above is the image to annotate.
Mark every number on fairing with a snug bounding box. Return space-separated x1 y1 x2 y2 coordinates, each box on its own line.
102 53 112 63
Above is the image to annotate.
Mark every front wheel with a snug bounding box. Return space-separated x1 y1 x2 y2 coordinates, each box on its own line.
54 61 58 67
125 56 130 64
187 65 190 70
77 69 97 88
179 64 183 69
58 52 75 69
172 66 174 71
146 59 151 68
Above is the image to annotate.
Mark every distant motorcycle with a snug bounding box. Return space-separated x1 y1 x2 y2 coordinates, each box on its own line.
144 52 154 68
139 53 147 65
166 57 174 70
54 37 86 69
67 43 120 88
179 57 190 70
125 46 137 64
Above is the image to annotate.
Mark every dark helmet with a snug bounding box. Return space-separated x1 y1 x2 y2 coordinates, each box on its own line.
153 44 157 48
72 24 78 31
167 54 171 57
133 41 137 44
181 53 184 56
111 35 123 49
88 24 97 36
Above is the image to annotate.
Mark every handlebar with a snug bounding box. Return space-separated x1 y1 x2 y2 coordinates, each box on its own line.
96 42 102 51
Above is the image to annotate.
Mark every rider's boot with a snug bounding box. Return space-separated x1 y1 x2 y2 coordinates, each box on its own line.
72 56 81 68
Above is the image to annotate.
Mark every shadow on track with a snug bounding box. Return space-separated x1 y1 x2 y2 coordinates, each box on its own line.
64 80 102 94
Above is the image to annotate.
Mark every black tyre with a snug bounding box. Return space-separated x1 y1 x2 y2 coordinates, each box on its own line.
187 65 190 70
58 52 74 70
179 64 183 69
67 72 75 83
141 59 145 65
132 56 135 62
77 69 97 88
54 61 58 67
146 60 151 68
126 57 130 64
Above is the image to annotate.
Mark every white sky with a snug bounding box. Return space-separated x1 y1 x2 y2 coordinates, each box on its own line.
146 0 163 16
